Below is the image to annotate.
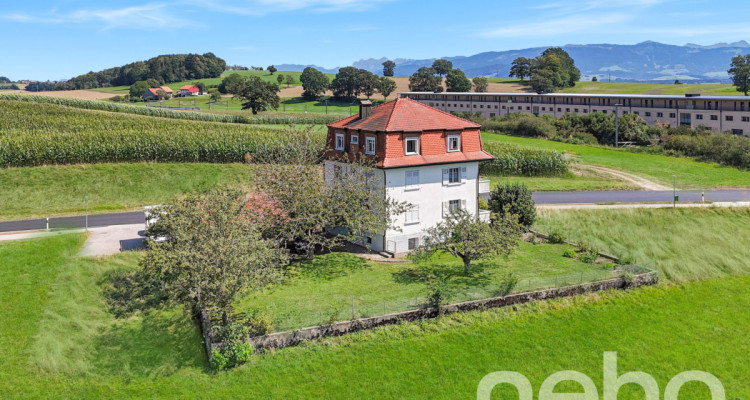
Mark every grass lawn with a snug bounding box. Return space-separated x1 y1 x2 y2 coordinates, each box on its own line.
481 132 750 189
237 242 614 331
0 163 253 220
1 233 748 398
535 207 750 282
560 81 742 96
485 171 637 192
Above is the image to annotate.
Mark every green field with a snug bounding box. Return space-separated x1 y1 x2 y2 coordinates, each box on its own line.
2 232 748 399
481 132 750 189
560 81 743 96
140 95 370 115
0 163 253 220
89 69 337 95
486 172 637 192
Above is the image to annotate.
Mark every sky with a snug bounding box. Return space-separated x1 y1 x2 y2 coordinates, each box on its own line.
3 0 750 81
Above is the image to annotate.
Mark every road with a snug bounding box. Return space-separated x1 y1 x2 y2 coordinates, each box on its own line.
2 189 750 233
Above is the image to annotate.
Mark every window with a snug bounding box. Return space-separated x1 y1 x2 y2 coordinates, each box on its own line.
447 134 460 152
443 166 467 185
405 137 419 155
743 117 750 122
645 112 651 117
732 129 744 135
657 112 664 118
696 114 703 120
405 206 420 224
669 113 676 118
726 116 734 121
365 137 376 155
447 167 460 184
407 237 419 250
350 134 359 145
335 133 345 150
557 108 561 112
405 170 419 190
710 115 718 121
442 199 465 218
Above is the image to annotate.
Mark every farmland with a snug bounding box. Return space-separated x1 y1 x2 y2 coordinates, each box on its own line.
1 230 748 398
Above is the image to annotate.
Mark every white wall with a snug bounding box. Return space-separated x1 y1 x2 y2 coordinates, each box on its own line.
384 162 479 255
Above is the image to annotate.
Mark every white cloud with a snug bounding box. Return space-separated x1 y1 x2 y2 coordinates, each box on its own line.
2 4 191 30
479 13 631 38
186 0 392 16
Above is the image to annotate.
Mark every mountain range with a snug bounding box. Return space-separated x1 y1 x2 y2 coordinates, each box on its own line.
278 41 750 83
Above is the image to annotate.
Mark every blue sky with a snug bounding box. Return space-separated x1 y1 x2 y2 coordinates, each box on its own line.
3 0 750 80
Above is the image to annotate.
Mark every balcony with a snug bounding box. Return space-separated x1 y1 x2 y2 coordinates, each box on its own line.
478 178 491 195
479 209 491 223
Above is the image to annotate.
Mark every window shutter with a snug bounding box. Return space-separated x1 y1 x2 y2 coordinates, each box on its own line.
461 199 467 211
461 167 467 183
442 201 448 218
442 169 448 185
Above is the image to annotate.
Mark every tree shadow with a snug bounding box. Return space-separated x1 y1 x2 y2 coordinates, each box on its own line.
92 308 206 377
99 268 167 318
391 262 492 288
288 252 370 281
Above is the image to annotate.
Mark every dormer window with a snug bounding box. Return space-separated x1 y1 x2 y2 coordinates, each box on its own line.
447 134 460 152
335 133 345 151
405 137 419 155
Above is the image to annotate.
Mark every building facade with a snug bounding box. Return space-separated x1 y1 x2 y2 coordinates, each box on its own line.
399 92 750 136
324 98 493 255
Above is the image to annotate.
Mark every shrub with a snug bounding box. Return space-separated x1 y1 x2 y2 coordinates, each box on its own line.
210 322 255 371
662 133 750 170
245 309 274 336
489 183 536 228
547 230 566 244
427 277 452 314
494 273 519 297
579 252 598 264
562 249 577 258
621 272 636 287
480 142 568 176
478 198 489 210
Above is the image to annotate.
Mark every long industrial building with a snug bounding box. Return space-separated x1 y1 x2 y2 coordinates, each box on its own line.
398 92 750 136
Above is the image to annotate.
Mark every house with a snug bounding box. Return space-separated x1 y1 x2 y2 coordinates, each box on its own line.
179 85 201 97
142 86 174 101
324 98 494 255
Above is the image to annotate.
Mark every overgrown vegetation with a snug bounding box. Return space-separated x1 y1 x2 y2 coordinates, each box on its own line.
0 100 324 167
489 183 536 228
662 131 750 170
480 142 568 176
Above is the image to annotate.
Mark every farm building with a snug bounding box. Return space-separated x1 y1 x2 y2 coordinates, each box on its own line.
179 85 201 96
324 98 493 255
142 86 174 100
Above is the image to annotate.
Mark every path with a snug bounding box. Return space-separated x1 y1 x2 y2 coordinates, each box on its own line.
577 164 670 191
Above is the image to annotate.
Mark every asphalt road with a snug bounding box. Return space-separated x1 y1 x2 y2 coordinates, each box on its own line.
2 189 750 233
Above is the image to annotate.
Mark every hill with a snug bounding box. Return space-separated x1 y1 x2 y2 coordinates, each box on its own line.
350 40 750 82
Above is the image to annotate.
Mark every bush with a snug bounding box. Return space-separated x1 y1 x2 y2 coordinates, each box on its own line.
662 133 750 170
489 183 536 228
427 277 451 314
478 198 489 210
480 142 568 176
494 273 518 297
621 272 636 287
579 252 598 264
562 249 577 258
210 322 255 371
547 230 566 244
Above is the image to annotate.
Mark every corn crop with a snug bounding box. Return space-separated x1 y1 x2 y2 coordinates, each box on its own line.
480 142 568 176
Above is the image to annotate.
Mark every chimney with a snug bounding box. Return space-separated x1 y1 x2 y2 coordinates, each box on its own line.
359 100 373 120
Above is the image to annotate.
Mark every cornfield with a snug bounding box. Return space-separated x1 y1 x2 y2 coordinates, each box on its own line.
0 100 325 167
480 142 568 176
0 94 340 125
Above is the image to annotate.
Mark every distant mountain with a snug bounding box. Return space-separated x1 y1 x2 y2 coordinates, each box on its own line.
274 64 339 74
352 41 750 83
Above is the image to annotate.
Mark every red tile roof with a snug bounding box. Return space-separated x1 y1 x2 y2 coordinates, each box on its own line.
381 151 494 168
327 97 481 132
180 85 200 92
160 86 174 93
147 88 159 95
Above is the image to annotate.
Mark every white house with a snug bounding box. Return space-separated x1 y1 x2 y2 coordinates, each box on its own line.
323 98 493 256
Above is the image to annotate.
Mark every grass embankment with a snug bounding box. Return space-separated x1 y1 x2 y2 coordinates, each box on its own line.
536 207 750 282
0 163 253 220
481 132 750 189
1 233 748 398
559 81 742 96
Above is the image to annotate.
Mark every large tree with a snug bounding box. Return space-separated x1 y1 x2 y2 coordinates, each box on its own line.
472 77 488 93
445 69 472 92
141 189 287 325
218 73 245 94
408 67 443 92
330 67 377 100
231 76 281 114
432 59 453 77
359 69 379 99
300 67 329 99
267 65 277 75
529 68 557 94
509 57 533 81
382 60 396 77
129 80 150 100
256 155 408 259
377 76 397 100
410 209 521 274
729 54 750 96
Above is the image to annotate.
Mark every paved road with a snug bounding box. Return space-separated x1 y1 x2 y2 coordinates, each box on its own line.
532 189 750 204
2 189 750 233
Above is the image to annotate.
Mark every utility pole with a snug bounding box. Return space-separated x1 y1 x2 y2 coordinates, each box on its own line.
614 103 622 147
673 175 677 208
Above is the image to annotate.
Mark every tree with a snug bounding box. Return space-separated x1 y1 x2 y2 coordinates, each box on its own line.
285 74 295 88
129 80 150 100
155 88 167 100
358 69 379 99
408 67 443 92
489 183 536 228
146 78 160 88
529 68 557 94
410 209 521 274
276 74 284 85
330 67 377 100
539 47 580 86
728 54 750 96
382 60 396 77
432 59 453 77
231 76 281 114
210 92 222 102
377 76 397 100
256 154 408 259
0 76 10 83
509 57 532 81
300 67 329 99
472 77 488 93
141 189 287 325
218 73 244 94
267 65 277 75
592 76 598 82
445 69 472 92
674 79 683 85
193 81 206 93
